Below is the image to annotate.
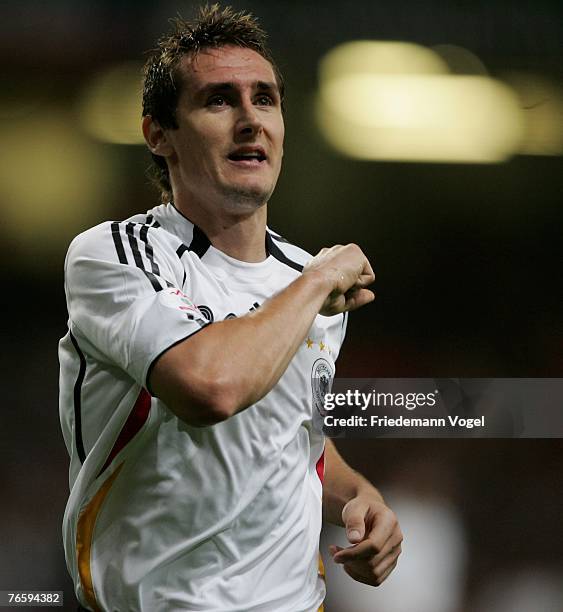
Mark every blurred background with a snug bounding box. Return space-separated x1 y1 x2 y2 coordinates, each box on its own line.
1 1 562 610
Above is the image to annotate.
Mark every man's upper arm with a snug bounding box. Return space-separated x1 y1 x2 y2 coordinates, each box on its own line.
65 221 209 388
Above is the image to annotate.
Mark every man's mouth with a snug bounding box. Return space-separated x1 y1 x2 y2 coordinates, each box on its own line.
227 147 267 163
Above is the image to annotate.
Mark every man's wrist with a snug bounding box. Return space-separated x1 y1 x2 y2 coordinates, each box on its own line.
355 481 385 503
301 267 337 296
337 478 385 515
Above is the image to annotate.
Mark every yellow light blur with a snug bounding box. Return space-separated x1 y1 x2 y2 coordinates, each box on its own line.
78 62 145 145
318 74 524 163
0 110 118 261
320 41 450 81
316 41 526 163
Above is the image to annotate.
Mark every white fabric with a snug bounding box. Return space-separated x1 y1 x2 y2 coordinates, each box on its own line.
59 203 346 611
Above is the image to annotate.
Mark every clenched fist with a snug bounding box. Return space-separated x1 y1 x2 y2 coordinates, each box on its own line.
303 244 376 316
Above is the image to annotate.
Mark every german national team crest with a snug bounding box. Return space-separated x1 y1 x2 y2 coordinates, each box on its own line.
311 358 334 417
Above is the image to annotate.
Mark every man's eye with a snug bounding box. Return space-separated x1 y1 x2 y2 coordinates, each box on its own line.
208 95 227 106
255 95 274 106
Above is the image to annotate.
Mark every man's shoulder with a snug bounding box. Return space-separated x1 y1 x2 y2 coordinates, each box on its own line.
67 220 115 260
66 209 177 262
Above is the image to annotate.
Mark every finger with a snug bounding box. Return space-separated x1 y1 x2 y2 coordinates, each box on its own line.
342 501 368 544
320 294 346 316
357 270 375 287
346 527 364 545
343 288 375 311
360 260 375 285
376 558 399 584
371 543 401 574
367 537 402 569
352 273 376 289
334 529 401 566
342 564 376 587
322 288 375 315
332 523 397 563
343 555 399 588
328 544 342 557
333 539 381 564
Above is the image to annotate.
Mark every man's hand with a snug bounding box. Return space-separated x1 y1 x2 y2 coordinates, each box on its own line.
303 244 375 316
329 495 403 586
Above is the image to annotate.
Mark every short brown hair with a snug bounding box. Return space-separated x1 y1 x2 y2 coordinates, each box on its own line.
142 4 285 203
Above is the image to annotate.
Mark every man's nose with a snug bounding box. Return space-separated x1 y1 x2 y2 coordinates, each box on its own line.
235 99 262 138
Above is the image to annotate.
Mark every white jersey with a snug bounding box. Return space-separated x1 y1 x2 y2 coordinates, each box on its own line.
59 203 347 612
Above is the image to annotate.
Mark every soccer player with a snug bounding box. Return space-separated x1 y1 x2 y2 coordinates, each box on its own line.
59 5 402 611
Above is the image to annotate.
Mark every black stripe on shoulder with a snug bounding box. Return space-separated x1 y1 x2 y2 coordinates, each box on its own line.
111 222 164 292
69 331 87 464
266 233 304 272
111 222 128 264
139 224 161 276
125 223 145 270
126 223 164 292
269 231 289 244
146 214 161 228
188 225 211 258
141 270 163 292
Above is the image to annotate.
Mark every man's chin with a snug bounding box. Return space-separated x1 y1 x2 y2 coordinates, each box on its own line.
221 183 272 211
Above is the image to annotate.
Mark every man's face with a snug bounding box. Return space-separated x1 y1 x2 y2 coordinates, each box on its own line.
166 45 285 215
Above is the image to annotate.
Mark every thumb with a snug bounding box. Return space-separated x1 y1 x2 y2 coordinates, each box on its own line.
343 501 366 544
346 522 365 544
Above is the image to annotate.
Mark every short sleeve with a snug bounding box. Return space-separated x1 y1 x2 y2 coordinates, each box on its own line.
65 221 209 387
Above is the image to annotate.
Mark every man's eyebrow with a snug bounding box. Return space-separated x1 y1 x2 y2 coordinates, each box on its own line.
196 81 280 97
255 81 279 93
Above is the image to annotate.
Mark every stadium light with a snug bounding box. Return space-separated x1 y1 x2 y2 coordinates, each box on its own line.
78 62 145 145
0 111 118 261
316 41 525 163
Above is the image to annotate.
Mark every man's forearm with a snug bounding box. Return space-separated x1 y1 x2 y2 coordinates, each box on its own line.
150 270 330 424
323 439 384 525
150 244 375 426
323 439 402 587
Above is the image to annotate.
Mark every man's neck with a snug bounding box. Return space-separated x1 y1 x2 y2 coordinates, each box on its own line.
174 199 268 263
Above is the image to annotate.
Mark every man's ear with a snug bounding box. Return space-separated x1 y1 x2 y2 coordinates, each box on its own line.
142 115 174 157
